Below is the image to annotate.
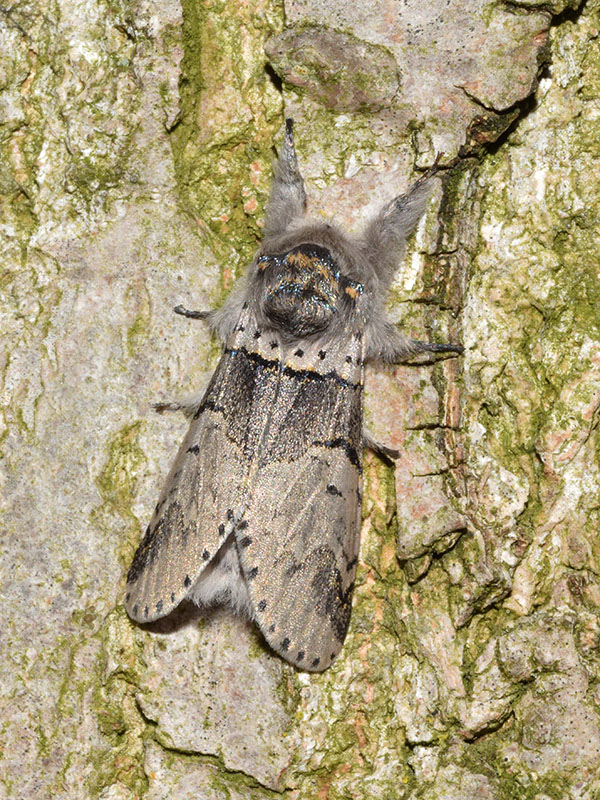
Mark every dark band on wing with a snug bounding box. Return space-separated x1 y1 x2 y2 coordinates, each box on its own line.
227 346 361 390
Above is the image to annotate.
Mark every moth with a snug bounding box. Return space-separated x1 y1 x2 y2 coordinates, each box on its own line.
124 120 462 671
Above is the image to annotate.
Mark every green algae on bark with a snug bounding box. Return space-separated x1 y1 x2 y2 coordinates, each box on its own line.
170 0 283 294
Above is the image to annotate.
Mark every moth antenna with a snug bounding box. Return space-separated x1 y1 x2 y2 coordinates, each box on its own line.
361 164 440 292
263 118 307 239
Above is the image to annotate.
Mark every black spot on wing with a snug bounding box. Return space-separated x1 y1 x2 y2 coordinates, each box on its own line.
257 599 267 612
326 484 342 497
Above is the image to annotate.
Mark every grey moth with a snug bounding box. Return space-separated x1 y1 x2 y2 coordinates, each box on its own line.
124 120 462 672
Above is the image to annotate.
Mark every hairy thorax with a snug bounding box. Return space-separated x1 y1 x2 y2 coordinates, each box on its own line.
257 243 341 338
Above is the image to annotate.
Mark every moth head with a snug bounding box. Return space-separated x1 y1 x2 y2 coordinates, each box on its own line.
255 242 362 338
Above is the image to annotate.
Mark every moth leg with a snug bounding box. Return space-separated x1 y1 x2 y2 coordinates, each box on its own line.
367 322 463 364
409 339 464 355
153 385 210 418
173 304 231 343
385 340 464 365
263 118 307 240
175 291 251 342
363 428 400 462
174 304 212 321
153 398 200 416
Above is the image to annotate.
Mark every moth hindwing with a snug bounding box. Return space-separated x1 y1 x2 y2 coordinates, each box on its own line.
124 119 462 671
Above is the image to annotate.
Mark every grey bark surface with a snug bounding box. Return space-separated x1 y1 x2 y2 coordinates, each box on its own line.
1 0 599 798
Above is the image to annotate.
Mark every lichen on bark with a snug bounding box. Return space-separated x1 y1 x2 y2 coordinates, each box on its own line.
2 0 600 798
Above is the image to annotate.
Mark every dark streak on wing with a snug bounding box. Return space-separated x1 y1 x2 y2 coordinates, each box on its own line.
310 546 353 643
259 359 362 468
196 348 280 459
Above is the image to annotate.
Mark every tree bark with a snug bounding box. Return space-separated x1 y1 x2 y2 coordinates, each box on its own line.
1 0 599 797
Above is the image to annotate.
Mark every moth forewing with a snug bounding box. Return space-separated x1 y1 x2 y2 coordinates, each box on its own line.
236 327 365 671
124 305 282 623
